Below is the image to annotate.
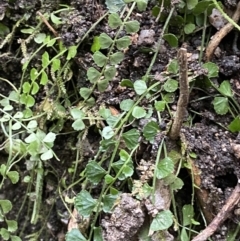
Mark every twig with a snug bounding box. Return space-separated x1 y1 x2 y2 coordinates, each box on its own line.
37 11 59 38
169 48 189 140
205 2 240 61
192 183 240 241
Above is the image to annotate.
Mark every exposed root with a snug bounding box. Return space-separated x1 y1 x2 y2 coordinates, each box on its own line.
191 182 240 241
205 2 240 61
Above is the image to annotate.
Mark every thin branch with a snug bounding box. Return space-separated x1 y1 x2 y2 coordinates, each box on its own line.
192 183 240 241
169 48 189 140
205 2 240 61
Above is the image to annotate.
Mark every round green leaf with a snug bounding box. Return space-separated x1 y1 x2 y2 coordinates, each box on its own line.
104 66 116 80
163 34 178 47
87 67 101 83
93 51 108 67
66 229 87 241
102 126 115 139
41 149 53 160
125 20 140 33
110 52 124 65
7 171 19 184
203 62 219 78
163 79 178 92
155 101 166 112
134 80 147 95
97 79 109 92
156 157 174 179
99 33 113 49
120 99 134 111
150 210 173 231
132 106 146 119
43 132 56 143
72 119 85 131
116 36 131 49
218 80 232 97
143 121 160 142
108 13 123 29
212 97 229 115
80 87 92 100
34 33 46 44
184 23 195 34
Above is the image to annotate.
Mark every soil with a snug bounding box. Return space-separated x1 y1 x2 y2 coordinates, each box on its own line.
1 0 240 241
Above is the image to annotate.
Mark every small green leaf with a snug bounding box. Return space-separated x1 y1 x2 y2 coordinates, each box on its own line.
87 67 101 83
155 101 166 112
181 228 189 241
0 228 10 240
136 0 148 11
182 204 194 226
102 126 115 139
72 119 85 131
212 97 229 115
120 99 134 111
105 174 114 184
163 79 178 92
132 106 146 119
70 108 85 119
184 23 195 34
104 66 116 80
86 161 106 184
125 20 140 33
186 0 198 10
156 157 174 179
80 88 92 100
99 33 113 49
91 36 101 52
122 129 140 149
41 149 53 160
103 194 118 213
22 82 31 93
43 132 56 143
218 80 232 97
34 33 46 44
150 210 173 231
228 116 240 132
20 94 35 107
162 93 175 103
7 171 19 184
170 177 184 190
66 229 87 241
105 0 125 13
163 34 178 47
108 13 123 28
75 190 97 217
51 59 61 72
27 120 38 129
110 52 124 65
0 200 12 214
31 82 39 95
50 13 62 25
193 1 211 15
143 121 160 142
98 79 109 92
6 219 18 232
203 62 219 78
30 68 38 81
42 51 50 68
167 59 179 74
10 235 22 241
134 80 147 95
116 36 131 49
40 71 48 85
122 165 134 177
67 45 77 60
120 79 133 88
93 51 108 67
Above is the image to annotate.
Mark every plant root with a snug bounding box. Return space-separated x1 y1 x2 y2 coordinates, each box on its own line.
205 2 240 61
191 182 240 241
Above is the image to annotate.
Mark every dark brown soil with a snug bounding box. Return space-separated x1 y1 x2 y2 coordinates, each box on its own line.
1 0 240 240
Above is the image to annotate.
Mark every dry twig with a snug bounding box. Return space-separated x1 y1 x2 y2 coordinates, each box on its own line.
192 183 240 241
205 2 240 61
169 48 189 140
